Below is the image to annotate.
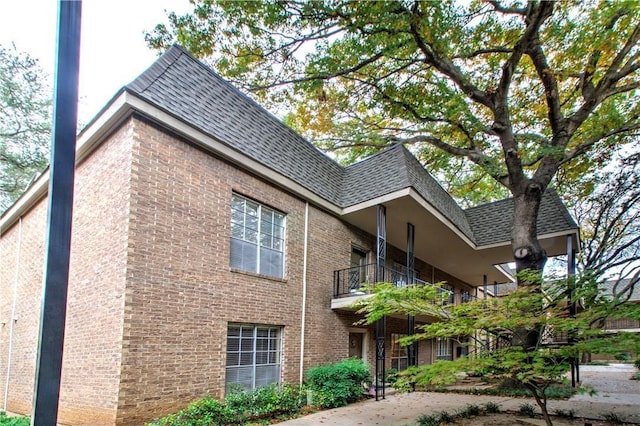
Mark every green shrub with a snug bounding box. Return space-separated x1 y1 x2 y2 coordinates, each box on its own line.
459 404 480 418
603 412 625 424
416 413 440 426
614 352 630 361
634 358 640 370
483 401 500 413
149 384 303 426
437 410 454 423
554 408 575 418
305 358 372 409
517 403 537 418
0 412 30 426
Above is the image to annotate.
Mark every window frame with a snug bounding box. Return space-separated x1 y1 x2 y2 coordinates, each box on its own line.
390 333 409 371
225 323 283 392
436 337 453 360
230 193 286 278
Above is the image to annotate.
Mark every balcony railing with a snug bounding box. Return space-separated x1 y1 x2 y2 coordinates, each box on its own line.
604 318 640 330
333 263 476 305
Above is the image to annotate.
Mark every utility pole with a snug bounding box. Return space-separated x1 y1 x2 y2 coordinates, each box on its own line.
31 2 82 424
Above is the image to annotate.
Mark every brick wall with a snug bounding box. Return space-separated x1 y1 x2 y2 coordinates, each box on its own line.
0 120 133 424
115 117 309 424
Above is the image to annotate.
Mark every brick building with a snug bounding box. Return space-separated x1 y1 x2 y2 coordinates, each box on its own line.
0 46 579 425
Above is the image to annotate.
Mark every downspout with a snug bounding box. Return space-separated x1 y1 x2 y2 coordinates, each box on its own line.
299 202 309 385
4 216 22 411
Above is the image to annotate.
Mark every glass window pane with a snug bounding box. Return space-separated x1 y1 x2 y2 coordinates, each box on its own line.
230 194 286 278
226 325 281 392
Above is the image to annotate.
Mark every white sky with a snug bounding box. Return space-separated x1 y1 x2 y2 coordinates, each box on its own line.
0 0 192 124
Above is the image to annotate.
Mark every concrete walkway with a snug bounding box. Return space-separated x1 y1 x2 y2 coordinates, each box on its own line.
280 364 640 425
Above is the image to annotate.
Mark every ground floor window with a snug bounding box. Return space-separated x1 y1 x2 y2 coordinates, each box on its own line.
391 333 409 371
226 324 282 391
436 337 453 360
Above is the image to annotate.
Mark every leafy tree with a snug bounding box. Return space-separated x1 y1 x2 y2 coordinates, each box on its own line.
570 152 640 286
146 0 640 278
0 44 51 213
355 279 640 426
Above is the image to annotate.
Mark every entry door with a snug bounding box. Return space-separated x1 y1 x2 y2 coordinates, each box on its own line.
349 332 363 359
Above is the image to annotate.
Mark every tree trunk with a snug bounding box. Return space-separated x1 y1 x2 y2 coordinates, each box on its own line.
512 185 547 283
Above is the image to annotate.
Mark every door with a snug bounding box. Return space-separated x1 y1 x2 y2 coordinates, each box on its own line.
349 332 363 359
349 248 367 291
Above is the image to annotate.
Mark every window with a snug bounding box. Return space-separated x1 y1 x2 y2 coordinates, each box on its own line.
391 333 409 371
230 194 285 278
226 324 282 391
436 337 453 360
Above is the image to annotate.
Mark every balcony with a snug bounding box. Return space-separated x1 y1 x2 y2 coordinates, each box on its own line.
332 263 476 310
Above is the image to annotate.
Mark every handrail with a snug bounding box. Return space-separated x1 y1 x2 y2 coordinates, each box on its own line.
333 264 475 305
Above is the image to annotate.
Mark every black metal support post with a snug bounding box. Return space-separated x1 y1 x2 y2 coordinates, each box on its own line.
31 2 82 424
406 223 417 372
374 205 386 400
567 235 578 387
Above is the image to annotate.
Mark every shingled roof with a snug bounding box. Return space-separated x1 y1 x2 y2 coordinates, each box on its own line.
124 45 577 247
465 189 578 246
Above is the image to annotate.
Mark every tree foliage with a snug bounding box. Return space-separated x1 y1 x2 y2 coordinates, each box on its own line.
147 0 640 275
356 279 640 426
0 44 51 213
569 152 640 285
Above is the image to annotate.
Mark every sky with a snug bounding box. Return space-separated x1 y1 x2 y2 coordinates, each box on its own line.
0 0 192 124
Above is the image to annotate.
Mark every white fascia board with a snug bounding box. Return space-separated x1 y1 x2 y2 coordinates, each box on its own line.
494 263 516 282
2 92 345 233
476 228 581 251
0 93 132 234
125 94 342 216
408 188 477 248
340 188 411 214
340 187 478 249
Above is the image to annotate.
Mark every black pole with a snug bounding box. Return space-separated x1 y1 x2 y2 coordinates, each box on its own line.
31 2 82 424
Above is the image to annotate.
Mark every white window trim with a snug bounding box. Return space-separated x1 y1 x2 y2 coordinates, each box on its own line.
225 324 283 391
230 193 286 278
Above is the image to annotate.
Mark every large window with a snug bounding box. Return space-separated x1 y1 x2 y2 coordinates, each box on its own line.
226 324 282 391
230 194 285 278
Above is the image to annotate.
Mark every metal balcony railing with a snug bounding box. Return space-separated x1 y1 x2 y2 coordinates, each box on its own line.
604 318 640 330
333 263 476 305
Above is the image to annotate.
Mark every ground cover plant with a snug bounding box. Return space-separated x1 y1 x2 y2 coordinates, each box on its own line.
149 358 371 425
0 412 29 426
147 383 303 426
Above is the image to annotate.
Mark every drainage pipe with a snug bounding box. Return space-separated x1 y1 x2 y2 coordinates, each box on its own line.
4 216 22 411
299 202 309 385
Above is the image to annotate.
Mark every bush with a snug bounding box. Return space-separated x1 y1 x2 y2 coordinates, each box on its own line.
416 414 440 426
634 358 640 370
0 412 30 426
517 403 537 418
305 358 372 409
459 404 480 418
149 384 304 426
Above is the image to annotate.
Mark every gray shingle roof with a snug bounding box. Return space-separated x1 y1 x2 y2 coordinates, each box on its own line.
464 188 578 246
124 45 577 247
126 45 344 204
